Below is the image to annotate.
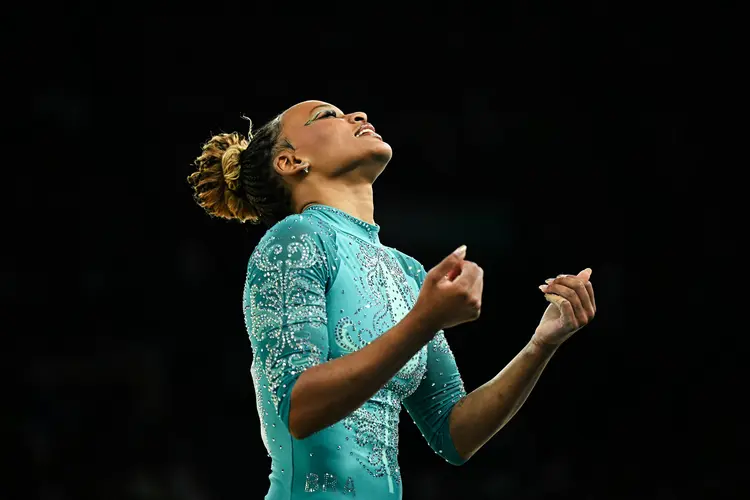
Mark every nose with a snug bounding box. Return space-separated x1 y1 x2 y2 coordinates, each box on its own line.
348 111 368 123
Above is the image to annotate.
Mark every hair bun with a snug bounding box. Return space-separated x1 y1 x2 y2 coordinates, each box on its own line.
187 132 259 223
222 144 245 192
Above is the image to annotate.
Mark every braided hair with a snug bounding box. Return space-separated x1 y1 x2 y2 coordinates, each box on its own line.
187 115 296 227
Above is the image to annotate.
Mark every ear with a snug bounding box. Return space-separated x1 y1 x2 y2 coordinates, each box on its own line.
274 152 310 177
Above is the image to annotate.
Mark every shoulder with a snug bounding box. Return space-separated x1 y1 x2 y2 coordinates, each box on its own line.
266 212 337 242
248 213 339 279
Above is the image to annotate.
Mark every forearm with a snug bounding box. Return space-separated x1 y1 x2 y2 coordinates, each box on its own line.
448 339 559 460
289 310 436 439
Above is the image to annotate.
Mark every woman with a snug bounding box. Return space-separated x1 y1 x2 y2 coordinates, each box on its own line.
187 100 596 499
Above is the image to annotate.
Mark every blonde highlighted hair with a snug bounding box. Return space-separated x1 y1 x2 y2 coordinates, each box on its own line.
187 115 294 226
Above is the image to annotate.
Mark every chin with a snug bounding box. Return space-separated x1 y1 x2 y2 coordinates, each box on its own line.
366 142 392 182
341 140 393 178
370 140 393 165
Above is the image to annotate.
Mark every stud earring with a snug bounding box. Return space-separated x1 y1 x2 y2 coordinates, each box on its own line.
304 166 309 174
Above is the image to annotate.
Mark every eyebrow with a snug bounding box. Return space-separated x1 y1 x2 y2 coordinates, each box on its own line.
309 104 332 114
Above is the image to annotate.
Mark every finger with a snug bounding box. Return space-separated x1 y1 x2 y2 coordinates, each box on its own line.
545 275 584 285
455 261 481 288
446 260 463 281
430 245 467 281
548 276 595 320
469 266 484 317
585 281 596 312
578 268 595 312
470 265 484 299
576 268 592 282
540 282 588 325
544 293 577 328
547 270 590 284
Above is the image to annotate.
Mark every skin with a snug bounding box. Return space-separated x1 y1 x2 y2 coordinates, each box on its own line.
272 100 598 462
447 268 596 460
273 100 393 225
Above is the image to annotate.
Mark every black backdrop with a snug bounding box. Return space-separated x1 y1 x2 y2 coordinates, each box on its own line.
10 9 745 500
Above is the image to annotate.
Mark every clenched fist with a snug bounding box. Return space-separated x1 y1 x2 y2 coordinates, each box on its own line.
412 245 484 333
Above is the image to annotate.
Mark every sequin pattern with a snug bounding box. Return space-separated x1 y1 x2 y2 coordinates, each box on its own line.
332 237 431 487
249 361 270 452
245 230 328 414
304 472 355 494
431 330 453 355
243 207 468 498
337 240 427 393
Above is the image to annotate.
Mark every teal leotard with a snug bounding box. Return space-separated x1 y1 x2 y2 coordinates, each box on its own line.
243 204 468 499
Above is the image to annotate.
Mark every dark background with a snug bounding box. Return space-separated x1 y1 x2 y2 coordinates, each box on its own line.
10 9 745 500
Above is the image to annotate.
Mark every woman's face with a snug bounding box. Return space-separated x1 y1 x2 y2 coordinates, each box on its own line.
275 100 393 179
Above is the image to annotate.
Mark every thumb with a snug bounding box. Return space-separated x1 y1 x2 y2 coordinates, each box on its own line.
430 245 467 278
577 267 592 281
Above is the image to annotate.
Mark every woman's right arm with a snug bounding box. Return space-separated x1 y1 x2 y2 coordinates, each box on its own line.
245 216 482 440
289 306 436 439
289 245 482 440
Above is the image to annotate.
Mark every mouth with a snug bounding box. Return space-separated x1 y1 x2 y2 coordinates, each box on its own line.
355 124 383 141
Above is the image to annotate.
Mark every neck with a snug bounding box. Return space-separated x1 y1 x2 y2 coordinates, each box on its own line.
294 181 376 225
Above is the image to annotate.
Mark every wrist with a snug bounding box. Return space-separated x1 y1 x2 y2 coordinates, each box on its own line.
404 306 441 343
527 335 561 357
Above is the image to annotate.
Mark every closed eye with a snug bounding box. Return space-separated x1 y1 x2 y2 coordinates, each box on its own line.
305 108 340 126
317 109 337 119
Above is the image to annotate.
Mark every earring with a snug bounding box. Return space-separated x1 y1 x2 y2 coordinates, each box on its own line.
304 166 309 174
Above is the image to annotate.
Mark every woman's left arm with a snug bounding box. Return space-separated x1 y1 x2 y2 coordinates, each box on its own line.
449 268 596 461
448 338 558 461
